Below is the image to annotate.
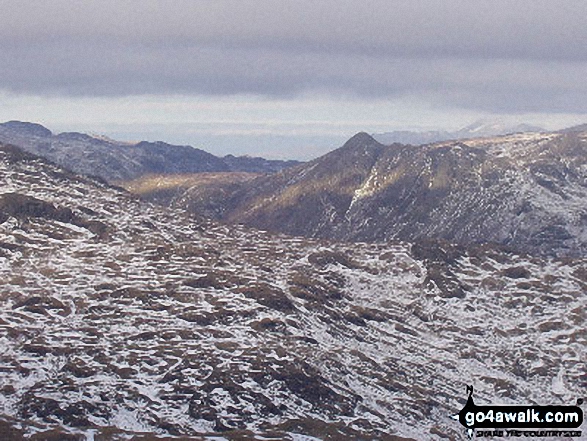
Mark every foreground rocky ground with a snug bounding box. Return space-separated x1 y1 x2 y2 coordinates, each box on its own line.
0 144 585 440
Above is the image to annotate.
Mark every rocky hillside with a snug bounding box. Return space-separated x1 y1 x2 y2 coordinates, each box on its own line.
215 131 587 257
0 121 301 182
122 172 260 220
6 120 585 258
0 143 585 440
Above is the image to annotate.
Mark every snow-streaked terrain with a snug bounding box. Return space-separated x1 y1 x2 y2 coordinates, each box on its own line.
219 131 587 258
0 145 585 440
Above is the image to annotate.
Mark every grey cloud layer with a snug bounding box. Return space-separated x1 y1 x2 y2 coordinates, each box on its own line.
1 0 586 112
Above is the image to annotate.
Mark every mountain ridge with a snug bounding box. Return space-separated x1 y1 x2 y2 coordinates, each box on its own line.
3 120 587 257
212 131 587 257
0 121 302 181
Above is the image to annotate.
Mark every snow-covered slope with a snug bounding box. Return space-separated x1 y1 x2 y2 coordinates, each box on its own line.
0 144 585 440
373 119 544 146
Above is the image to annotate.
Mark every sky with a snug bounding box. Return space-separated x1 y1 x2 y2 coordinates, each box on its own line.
1 0 586 159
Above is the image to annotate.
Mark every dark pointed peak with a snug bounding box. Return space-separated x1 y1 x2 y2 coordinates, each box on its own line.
343 132 379 148
0 121 52 137
337 132 385 159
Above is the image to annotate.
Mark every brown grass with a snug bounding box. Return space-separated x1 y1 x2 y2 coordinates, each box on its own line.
117 172 259 195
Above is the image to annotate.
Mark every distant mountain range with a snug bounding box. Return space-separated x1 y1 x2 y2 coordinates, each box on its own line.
2 119 587 257
372 120 545 145
0 121 301 182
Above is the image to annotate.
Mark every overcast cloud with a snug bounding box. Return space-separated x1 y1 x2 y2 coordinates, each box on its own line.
1 0 586 111
0 0 586 157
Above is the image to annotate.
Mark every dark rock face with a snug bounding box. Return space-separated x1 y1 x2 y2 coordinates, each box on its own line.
0 143 46 164
0 192 109 238
412 241 468 298
0 193 74 223
237 283 296 312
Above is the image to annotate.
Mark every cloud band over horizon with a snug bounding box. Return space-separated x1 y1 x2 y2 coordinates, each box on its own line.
1 0 586 158
1 0 586 113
